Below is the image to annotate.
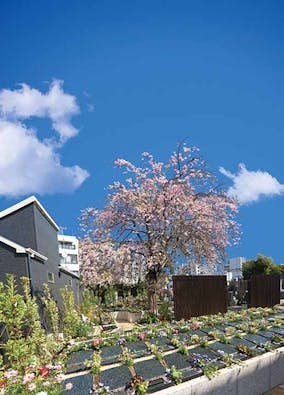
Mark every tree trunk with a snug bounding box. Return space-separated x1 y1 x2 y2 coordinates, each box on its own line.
148 287 158 315
146 270 159 314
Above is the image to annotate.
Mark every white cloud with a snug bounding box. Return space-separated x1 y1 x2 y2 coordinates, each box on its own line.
219 163 284 205
0 81 89 197
0 80 79 143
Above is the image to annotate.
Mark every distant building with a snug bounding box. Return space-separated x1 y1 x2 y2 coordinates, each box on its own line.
178 261 221 276
224 257 246 280
0 196 81 309
58 235 80 275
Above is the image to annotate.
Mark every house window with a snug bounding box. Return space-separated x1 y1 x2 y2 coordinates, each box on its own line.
48 272 55 283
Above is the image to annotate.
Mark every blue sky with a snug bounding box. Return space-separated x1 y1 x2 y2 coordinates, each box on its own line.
0 1 284 262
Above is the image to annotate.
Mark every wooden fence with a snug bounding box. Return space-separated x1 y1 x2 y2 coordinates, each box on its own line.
173 275 227 320
248 274 280 308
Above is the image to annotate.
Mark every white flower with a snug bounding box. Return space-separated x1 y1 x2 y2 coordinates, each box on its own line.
65 382 73 390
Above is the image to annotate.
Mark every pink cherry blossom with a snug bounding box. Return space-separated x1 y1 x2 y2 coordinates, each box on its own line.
80 142 240 312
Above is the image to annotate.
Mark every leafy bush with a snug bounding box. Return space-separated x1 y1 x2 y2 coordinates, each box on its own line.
158 301 172 321
60 286 92 339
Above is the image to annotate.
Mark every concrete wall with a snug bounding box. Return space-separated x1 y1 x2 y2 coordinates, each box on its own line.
55 269 81 308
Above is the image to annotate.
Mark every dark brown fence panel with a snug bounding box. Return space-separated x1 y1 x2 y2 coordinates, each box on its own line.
173 275 227 320
248 275 280 308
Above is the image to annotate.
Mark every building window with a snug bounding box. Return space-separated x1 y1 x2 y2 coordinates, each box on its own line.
48 272 55 283
59 242 76 250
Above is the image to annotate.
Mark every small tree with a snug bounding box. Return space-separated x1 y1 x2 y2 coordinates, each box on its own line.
243 254 281 280
80 143 239 313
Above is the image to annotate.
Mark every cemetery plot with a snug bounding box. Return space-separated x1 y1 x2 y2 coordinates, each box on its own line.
163 352 202 381
100 344 123 365
126 340 149 358
269 326 284 335
255 330 281 349
100 365 133 393
176 333 192 344
199 326 224 335
66 350 93 374
189 346 219 362
134 358 165 382
190 330 207 338
230 335 258 347
215 325 234 332
148 336 175 352
63 373 93 395
243 333 271 345
209 341 238 355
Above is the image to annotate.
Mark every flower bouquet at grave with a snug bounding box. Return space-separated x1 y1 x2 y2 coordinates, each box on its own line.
190 353 219 380
271 333 284 346
125 374 148 395
235 344 259 357
164 365 183 385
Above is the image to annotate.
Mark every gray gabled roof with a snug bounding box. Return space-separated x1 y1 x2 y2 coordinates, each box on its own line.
0 196 59 231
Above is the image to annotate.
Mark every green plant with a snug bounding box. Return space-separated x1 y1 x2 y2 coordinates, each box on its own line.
148 344 163 361
220 352 241 367
170 337 189 355
90 351 102 375
139 312 160 324
158 301 172 321
234 331 244 339
0 276 60 370
191 353 219 380
236 344 258 357
258 342 273 352
190 334 200 344
121 350 134 367
208 330 221 340
199 337 209 348
170 365 183 385
199 361 219 380
41 283 60 337
219 335 231 344
60 286 92 339
271 334 284 345
178 343 189 356
224 327 236 337
126 375 148 395
80 289 100 321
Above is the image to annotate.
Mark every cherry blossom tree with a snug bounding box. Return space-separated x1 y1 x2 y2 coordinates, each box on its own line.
79 238 146 289
80 143 240 313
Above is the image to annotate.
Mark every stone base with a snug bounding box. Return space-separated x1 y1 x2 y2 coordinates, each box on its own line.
111 310 143 323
